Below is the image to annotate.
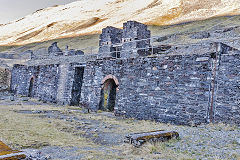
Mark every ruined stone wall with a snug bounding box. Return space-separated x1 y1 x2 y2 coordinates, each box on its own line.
81 43 240 125
214 46 240 124
99 26 122 55
33 65 60 103
11 62 85 105
10 43 240 125
56 64 72 104
9 18 240 125
0 67 10 91
11 64 60 103
11 64 29 95
81 53 215 125
57 63 85 105
121 21 151 57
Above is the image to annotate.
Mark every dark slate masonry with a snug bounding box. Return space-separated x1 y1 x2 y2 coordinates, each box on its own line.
11 64 60 103
11 21 240 125
81 53 214 125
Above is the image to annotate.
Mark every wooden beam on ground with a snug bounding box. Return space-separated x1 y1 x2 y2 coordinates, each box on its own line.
125 130 179 146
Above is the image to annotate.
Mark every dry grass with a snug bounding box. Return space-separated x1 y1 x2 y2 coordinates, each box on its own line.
0 104 239 159
207 122 240 132
0 105 95 149
0 34 99 54
149 15 237 37
0 104 189 159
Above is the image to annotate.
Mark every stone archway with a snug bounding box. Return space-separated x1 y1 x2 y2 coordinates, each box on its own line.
28 77 34 97
99 75 119 112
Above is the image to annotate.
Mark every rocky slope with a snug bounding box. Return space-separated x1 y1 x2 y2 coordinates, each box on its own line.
1 0 240 46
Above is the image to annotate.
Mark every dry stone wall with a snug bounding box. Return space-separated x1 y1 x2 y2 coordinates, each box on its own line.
11 64 60 103
81 53 215 125
33 65 60 103
80 43 240 125
11 65 29 95
0 67 10 91
214 45 240 124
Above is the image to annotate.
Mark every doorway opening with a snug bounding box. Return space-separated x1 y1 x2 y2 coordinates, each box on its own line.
99 78 118 111
70 67 84 106
28 77 34 97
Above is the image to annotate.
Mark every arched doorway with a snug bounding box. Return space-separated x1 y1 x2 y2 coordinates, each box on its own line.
99 76 119 111
28 77 34 97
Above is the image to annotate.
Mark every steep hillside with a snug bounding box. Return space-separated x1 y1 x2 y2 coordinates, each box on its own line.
1 15 240 54
1 0 240 46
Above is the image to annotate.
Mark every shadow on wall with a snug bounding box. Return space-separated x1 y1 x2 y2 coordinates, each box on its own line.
0 67 10 92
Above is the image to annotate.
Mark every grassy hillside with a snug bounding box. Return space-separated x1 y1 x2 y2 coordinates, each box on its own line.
1 15 240 53
1 15 240 68
149 15 239 36
0 34 100 54
2 0 240 46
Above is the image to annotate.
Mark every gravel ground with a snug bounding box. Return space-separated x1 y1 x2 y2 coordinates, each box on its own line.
0 94 240 160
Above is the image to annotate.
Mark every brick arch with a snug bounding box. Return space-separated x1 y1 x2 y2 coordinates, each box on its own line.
101 75 119 87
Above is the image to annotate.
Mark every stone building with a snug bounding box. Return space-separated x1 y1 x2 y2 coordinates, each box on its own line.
11 21 240 125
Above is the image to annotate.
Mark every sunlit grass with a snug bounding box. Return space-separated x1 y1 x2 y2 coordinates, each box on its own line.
0 105 95 149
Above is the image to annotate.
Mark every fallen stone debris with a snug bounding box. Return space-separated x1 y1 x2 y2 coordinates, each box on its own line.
125 130 179 146
24 149 50 160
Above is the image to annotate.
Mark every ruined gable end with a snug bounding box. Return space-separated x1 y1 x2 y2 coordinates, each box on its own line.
99 26 123 57
48 42 63 56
